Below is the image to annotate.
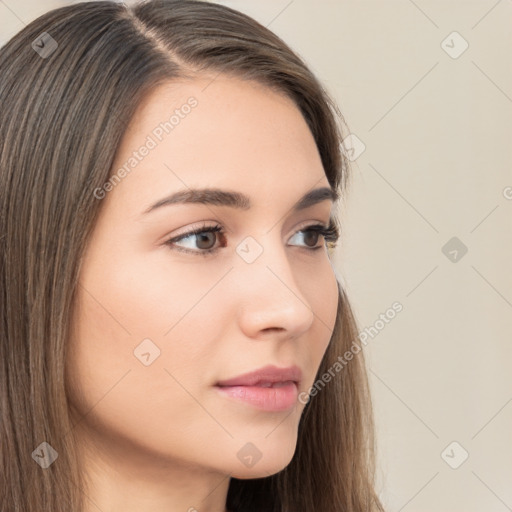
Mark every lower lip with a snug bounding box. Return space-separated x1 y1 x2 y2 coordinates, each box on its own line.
215 381 298 411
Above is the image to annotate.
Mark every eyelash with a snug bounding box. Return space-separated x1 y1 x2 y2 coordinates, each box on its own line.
164 220 340 257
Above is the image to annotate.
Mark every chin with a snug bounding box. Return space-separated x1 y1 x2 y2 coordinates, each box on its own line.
229 443 297 480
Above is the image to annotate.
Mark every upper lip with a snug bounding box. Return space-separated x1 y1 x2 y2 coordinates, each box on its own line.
215 364 302 387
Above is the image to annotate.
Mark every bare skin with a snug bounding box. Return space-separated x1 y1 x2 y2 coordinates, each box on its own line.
66 74 339 512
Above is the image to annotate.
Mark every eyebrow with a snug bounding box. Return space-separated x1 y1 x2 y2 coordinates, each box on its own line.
143 186 339 214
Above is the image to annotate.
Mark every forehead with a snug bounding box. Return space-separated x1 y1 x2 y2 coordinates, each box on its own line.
106 75 328 212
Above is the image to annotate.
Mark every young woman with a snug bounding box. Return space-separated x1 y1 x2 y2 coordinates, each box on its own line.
0 1 385 511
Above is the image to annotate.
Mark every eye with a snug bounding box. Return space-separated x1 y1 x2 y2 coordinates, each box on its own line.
164 220 340 256
288 227 323 249
165 223 226 256
288 221 340 251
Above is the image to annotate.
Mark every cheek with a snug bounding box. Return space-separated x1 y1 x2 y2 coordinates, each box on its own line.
66 251 231 445
76 244 230 339
66 299 217 466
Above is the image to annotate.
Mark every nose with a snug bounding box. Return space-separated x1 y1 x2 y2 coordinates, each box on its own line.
234 239 315 341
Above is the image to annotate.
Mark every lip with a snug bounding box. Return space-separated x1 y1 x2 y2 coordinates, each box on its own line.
214 364 302 412
215 364 302 387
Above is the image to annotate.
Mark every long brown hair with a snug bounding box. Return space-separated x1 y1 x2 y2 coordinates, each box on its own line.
0 1 385 510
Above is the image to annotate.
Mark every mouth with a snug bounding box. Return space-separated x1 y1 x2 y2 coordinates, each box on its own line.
214 365 302 412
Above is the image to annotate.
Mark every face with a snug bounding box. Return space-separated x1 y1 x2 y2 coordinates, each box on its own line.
66 74 339 479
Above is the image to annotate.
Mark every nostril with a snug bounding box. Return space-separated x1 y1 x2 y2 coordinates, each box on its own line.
262 327 285 333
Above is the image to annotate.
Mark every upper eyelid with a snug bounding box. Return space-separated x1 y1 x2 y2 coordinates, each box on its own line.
171 220 331 241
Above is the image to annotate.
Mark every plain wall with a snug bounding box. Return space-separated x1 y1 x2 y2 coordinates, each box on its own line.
1 1 511 511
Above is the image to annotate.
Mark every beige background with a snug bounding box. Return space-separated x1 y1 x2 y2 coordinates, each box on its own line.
2 1 511 510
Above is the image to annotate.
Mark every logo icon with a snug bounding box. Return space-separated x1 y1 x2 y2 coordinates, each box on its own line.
442 237 468 263
237 442 263 468
32 32 58 59
441 32 469 59
236 236 264 264
32 442 59 468
134 338 161 366
441 441 469 469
